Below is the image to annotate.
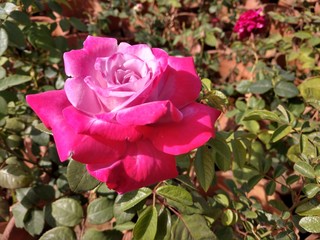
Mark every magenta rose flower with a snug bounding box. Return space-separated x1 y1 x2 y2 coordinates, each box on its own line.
26 36 220 193
233 8 266 39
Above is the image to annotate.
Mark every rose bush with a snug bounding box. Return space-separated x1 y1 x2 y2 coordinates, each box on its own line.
233 8 266 39
27 36 220 193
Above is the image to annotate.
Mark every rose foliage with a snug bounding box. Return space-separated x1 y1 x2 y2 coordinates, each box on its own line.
233 8 266 39
26 36 220 193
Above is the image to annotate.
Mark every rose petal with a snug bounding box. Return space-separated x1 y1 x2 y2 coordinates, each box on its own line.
115 100 183 126
65 76 105 114
27 91 125 163
86 140 178 193
62 106 142 142
149 102 221 155
150 56 201 108
64 36 118 77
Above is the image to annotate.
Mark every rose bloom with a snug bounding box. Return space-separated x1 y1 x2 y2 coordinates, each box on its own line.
233 8 266 39
27 36 220 193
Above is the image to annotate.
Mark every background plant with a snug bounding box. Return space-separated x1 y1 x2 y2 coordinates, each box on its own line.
0 0 320 239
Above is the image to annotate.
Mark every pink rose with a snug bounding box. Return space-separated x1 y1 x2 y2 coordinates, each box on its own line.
233 8 266 39
26 36 220 193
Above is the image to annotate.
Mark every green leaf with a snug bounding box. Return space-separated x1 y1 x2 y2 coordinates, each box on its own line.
87 197 114 225
0 164 33 189
294 161 315 179
221 209 236 226
35 123 52 135
39 227 76 240
296 199 320 216
3 21 26 48
12 203 28 228
155 208 171 240
303 183 320 198
209 135 231 171
82 229 123 240
172 214 216 240
299 216 320 233
294 31 312 40
133 206 158 240
0 74 32 91
66 160 100 193
248 80 272 94
265 181 276 196
270 125 292 143
0 28 8 56
231 139 246 168
243 110 281 122
10 11 31 25
205 32 217 47
0 197 9 221
236 80 251 94
156 185 193 206
274 81 299 98
214 193 229 207
24 209 45 236
298 77 320 110
194 145 215 192
51 198 83 227
69 17 87 31
204 90 228 111
115 187 152 212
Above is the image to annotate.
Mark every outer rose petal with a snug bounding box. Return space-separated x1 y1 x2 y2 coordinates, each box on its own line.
151 56 201 108
149 102 221 155
115 100 182 126
26 91 125 164
86 140 178 193
62 106 142 142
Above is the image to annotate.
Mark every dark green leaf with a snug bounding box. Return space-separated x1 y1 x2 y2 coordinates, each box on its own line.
156 185 193 206
3 21 26 48
115 187 152 212
194 146 215 192
265 181 276 196
87 197 114 225
51 198 83 227
0 197 9 221
209 135 231 170
231 139 246 168
299 216 320 233
10 11 31 25
39 227 76 240
66 160 100 193
274 81 299 98
0 164 33 189
0 74 32 91
294 161 315 179
155 208 171 240
248 80 272 94
47 1 62 14
133 206 158 240
69 17 87 31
